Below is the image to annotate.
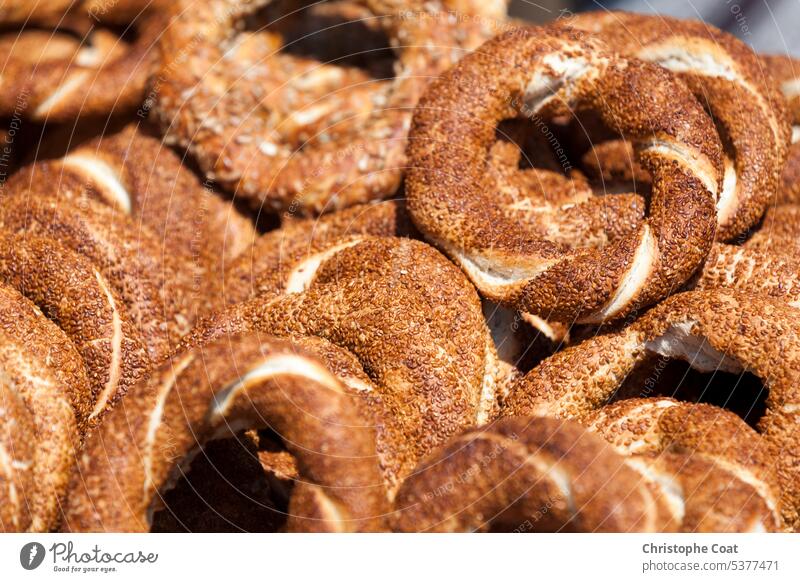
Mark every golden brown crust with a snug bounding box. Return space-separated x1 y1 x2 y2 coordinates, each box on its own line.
762 55 800 123
760 55 800 204
0 11 164 121
0 194 190 359
584 398 782 532
188 237 501 486
407 25 722 323
564 12 791 239
0 284 82 531
0 234 151 429
63 334 390 532
504 289 800 529
0 370 36 532
391 416 674 532
223 200 414 304
744 204 800 259
154 0 506 215
693 241 800 307
4 123 257 304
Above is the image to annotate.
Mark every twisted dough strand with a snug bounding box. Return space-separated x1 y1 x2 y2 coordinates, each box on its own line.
189 237 502 487
563 12 791 239
504 290 800 529
64 335 390 532
391 416 674 532
0 234 150 429
407 25 722 323
0 284 82 531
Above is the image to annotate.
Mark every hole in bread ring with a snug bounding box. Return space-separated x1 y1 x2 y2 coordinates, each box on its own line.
0 7 164 121
503 289 800 530
62 335 390 532
188 237 503 490
406 26 723 323
563 12 791 239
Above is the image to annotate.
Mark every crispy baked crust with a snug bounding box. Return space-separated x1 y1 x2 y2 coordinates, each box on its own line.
0 194 191 358
0 234 151 429
4 124 257 301
63 334 390 532
693 242 800 308
504 289 800 529
154 0 506 215
0 284 83 531
761 55 800 205
188 237 502 486
564 12 791 239
391 416 675 532
223 200 414 304
407 25 722 323
0 353 37 532
584 398 782 532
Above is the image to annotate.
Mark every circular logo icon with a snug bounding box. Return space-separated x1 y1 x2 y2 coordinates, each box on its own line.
20 542 46 570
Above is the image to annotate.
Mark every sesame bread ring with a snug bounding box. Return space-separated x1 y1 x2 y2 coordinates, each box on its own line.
187 237 502 485
0 373 36 532
154 0 505 215
564 12 791 240
0 12 164 122
4 124 257 294
584 398 782 532
744 204 800 260
391 416 674 532
0 234 151 428
0 194 189 359
0 284 82 531
63 334 390 532
503 289 800 529
406 25 723 323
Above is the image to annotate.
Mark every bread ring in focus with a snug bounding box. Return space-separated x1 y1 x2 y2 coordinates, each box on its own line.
223 200 414 304
0 234 151 428
188 237 503 488
503 289 800 529
407 25 723 323
0 194 193 358
63 335 390 532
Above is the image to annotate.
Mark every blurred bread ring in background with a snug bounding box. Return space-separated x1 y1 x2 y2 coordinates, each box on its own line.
153 0 508 215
